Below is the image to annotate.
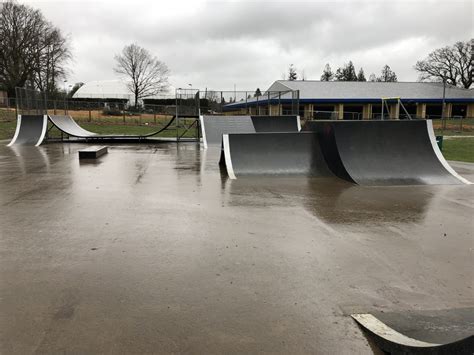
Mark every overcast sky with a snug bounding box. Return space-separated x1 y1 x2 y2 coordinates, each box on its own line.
23 0 473 93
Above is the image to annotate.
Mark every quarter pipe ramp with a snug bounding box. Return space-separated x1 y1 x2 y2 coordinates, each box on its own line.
220 132 333 179
304 120 470 185
8 115 48 147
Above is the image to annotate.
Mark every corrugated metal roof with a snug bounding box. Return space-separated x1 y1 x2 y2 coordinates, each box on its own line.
269 80 473 100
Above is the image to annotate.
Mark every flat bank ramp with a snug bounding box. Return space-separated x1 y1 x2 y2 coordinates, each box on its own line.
200 116 255 148
8 115 48 146
352 313 474 355
250 115 301 132
220 132 333 179
304 120 470 186
49 115 176 139
200 115 301 148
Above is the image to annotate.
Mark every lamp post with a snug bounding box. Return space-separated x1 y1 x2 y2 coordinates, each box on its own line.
441 71 446 129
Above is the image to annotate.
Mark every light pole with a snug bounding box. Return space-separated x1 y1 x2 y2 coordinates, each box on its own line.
441 71 446 129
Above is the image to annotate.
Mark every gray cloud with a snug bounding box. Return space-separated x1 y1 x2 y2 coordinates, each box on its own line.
25 0 473 92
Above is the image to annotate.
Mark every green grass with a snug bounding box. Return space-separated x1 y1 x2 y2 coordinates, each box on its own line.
442 137 474 163
0 120 16 141
433 118 474 136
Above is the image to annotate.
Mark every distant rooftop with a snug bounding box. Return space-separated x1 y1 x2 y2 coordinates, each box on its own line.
73 80 172 102
268 80 473 101
73 80 133 100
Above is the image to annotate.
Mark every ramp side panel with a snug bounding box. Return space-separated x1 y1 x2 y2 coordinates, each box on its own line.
331 120 463 186
250 115 300 132
225 132 334 177
8 115 47 146
201 115 255 148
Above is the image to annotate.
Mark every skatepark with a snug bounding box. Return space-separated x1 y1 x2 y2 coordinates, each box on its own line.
1 94 473 354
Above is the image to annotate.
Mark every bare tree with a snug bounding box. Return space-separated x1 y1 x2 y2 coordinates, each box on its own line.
301 69 307 81
0 1 71 97
414 40 472 88
32 28 71 95
114 43 170 108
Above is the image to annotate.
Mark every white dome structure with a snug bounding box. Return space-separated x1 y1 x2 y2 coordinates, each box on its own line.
73 80 134 102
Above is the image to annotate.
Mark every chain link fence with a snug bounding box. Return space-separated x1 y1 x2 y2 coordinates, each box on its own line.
0 87 301 140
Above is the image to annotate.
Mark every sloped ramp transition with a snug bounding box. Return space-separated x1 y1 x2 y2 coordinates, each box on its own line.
352 313 474 355
220 120 470 185
48 115 100 137
200 115 300 148
49 114 176 139
8 115 48 146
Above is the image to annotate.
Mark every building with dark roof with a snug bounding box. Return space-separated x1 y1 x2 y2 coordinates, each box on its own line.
225 80 474 119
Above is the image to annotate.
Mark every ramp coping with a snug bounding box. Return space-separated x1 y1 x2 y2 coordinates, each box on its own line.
199 115 208 149
426 120 472 185
37 115 48 146
222 134 236 179
7 115 22 147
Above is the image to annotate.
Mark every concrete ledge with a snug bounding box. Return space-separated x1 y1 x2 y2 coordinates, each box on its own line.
78 146 108 159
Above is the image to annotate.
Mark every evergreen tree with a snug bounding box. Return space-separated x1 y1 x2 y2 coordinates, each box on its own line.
357 68 366 81
378 65 398 82
288 64 298 81
320 63 334 81
254 88 262 97
335 61 358 81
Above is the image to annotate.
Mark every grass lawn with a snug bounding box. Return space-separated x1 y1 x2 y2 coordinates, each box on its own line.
442 137 474 163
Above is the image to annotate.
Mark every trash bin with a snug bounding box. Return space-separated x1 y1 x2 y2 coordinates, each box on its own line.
436 135 443 151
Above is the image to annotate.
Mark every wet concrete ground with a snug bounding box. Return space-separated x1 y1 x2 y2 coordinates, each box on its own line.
0 142 473 354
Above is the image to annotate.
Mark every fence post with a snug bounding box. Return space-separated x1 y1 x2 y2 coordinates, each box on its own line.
278 92 281 116
267 91 270 115
245 92 248 115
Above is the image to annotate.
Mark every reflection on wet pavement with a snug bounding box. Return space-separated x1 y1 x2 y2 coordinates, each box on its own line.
0 142 472 354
